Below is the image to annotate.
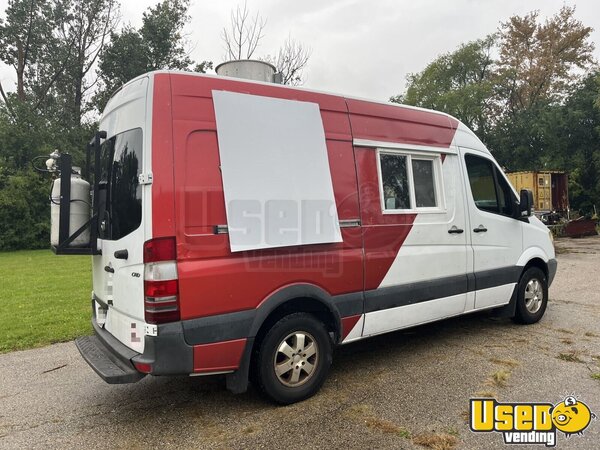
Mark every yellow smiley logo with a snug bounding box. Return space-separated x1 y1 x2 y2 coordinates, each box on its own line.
551 396 596 435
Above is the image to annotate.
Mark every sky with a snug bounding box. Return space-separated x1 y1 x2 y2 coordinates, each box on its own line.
1 0 600 102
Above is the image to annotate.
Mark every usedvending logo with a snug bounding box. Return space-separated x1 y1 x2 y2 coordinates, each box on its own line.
470 396 596 447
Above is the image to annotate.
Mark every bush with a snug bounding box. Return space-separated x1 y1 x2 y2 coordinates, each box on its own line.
0 169 51 250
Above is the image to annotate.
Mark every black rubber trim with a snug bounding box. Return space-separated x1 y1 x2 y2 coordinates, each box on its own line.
182 284 358 346
181 266 523 345
76 317 144 384
132 321 194 376
365 274 468 313
182 309 256 345
547 258 558 286
364 266 521 313
75 335 145 384
474 266 522 290
332 292 364 316
91 312 140 362
84 300 193 378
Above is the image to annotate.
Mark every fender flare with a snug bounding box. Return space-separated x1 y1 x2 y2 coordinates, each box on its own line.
248 283 343 340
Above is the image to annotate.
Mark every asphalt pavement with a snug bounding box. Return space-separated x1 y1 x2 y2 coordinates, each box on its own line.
1 236 599 449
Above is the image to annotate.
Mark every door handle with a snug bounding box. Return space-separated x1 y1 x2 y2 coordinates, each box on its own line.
448 226 464 234
114 249 128 259
473 225 488 233
104 265 114 273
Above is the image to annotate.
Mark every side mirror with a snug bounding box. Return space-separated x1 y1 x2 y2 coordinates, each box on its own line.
519 189 534 217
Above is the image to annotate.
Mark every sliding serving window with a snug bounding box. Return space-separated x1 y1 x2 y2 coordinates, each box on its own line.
377 149 444 213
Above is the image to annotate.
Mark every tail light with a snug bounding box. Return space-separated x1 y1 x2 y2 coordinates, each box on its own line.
143 237 180 324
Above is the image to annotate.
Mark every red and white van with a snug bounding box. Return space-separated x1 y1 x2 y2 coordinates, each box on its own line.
65 71 556 404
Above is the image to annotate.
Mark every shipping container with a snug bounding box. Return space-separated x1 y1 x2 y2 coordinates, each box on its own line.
507 171 569 214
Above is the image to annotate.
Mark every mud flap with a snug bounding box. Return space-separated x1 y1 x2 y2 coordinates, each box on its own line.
225 337 254 394
490 284 518 319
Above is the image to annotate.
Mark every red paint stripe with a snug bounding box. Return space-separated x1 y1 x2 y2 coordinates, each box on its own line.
193 338 247 373
341 314 362 340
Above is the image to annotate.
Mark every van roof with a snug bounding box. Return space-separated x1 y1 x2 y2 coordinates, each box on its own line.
114 70 491 156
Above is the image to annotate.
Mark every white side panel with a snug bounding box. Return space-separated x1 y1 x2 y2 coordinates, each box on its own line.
362 293 466 337
379 154 468 287
212 90 342 252
470 283 515 310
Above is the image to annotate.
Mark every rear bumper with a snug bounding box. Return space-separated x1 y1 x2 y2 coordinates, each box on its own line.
75 334 145 384
76 302 195 383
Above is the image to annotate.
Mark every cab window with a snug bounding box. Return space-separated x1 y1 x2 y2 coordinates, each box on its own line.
465 154 514 217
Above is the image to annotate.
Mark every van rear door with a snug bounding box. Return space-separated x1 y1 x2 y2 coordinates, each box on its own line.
92 128 147 352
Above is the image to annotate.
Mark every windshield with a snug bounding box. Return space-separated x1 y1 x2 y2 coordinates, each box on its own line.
98 128 143 240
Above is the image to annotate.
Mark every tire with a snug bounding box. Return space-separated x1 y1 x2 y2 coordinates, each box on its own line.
252 313 333 404
512 267 548 324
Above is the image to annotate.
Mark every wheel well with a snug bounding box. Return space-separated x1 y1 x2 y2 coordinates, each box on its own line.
252 297 339 352
522 258 548 280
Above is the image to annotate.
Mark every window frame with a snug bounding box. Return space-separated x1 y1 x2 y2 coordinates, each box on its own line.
376 148 446 214
464 152 518 219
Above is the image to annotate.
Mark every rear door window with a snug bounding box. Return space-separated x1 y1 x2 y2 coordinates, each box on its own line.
99 128 143 240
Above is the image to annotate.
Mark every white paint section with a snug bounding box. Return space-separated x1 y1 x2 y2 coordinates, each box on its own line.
362 293 467 337
212 90 342 252
470 284 515 310
519 215 555 264
92 75 151 352
379 154 468 287
342 315 364 343
451 122 491 156
105 307 146 354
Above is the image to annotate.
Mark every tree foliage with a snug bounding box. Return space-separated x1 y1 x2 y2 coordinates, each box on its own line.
392 7 599 214
391 36 496 135
0 0 210 250
94 0 210 111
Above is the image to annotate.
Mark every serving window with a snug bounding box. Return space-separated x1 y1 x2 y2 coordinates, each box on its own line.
377 149 444 213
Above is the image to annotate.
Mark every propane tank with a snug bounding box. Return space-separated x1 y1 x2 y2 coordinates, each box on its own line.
50 171 91 247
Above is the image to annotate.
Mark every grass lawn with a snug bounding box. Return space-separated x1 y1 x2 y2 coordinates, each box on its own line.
0 250 92 353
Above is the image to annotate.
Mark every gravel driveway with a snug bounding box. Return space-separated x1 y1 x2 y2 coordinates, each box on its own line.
1 236 599 449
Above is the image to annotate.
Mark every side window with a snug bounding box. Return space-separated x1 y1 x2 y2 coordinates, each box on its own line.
412 159 436 207
380 153 411 209
465 154 514 217
379 151 441 212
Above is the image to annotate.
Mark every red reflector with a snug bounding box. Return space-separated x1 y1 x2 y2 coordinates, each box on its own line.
144 280 178 297
144 237 176 263
145 309 180 324
133 361 152 374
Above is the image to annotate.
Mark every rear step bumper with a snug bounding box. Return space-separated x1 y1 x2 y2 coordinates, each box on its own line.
75 335 145 384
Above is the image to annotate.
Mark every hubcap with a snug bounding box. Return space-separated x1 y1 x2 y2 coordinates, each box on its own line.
273 331 318 387
524 278 544 313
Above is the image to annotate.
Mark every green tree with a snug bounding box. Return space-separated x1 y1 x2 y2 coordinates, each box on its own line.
391 36 496 137
0 0 53 103
496 6 595 117
95 0 211 112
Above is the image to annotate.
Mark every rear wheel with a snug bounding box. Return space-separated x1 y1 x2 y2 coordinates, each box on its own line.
253 313 332 404
512 267 548 324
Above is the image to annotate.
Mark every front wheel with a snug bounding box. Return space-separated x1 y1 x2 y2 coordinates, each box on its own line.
512 267 548 324
253 313 333 404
